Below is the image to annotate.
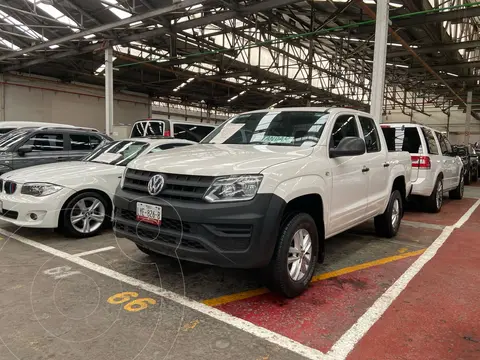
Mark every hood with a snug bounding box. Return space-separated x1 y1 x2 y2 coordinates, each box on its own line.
1 161 121 185
128 144 314 176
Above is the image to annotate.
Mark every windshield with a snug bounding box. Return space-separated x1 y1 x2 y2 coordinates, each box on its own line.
0 128 32 151
131 120 165 137
200 110 329 147
82 140 148 166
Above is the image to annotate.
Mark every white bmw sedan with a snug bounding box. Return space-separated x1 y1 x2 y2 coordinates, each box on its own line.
0 137 194 237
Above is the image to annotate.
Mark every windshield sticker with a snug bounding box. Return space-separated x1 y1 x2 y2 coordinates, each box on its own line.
93 153 123 163
210 123 245 143
262 135 294 143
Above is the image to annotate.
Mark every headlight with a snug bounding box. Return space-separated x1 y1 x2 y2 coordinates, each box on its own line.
204 175 263 203
120 167 128 188
21 183 63 197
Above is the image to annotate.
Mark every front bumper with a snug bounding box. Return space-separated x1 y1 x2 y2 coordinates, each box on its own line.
113 187 286 269
0 189 71 228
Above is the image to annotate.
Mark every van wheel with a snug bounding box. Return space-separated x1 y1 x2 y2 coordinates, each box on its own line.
424 177 443 213
265 213 319 298
449 171 464 200
62 192 109 238
374 190 402 238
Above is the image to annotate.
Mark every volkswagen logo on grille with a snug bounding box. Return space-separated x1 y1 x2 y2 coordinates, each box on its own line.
147 174 165 196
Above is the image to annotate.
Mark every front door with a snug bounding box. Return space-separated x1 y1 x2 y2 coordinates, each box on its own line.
13 132 67 170
328 113 369 235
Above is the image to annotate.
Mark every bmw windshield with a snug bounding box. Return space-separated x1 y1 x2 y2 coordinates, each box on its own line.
0 128 33 151
200 110 329 147
83 140 148 166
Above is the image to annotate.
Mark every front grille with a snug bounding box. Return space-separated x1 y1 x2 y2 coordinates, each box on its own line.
4 181 17 194
123 170 214 202
0 209 18 219
114 222 205 250
115 208 191 233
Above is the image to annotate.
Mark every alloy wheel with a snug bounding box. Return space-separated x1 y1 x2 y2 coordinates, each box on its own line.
287 228 313 281
436 181 443 210
70 197 106 234
391 198 400 229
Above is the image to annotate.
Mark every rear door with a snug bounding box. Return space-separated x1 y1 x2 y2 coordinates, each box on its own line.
68 133 104 160
358 115 386 216
13 131 67 170
381 124 424 182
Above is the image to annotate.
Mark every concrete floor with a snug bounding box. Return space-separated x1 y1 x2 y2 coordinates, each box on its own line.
1 186 479 360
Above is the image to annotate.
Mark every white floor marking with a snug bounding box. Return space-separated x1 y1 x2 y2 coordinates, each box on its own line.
0 228 327 360
72 246 116 257
328 199 480 360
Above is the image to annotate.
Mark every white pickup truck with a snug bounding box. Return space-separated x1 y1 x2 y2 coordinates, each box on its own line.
113 107 412 298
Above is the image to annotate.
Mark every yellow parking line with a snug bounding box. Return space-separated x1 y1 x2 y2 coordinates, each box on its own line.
202 249 425 307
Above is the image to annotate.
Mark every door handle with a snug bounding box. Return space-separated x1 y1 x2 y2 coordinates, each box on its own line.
362 166 370 173
383 163 390 167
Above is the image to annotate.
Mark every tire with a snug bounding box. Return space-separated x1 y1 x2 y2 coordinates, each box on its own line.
265 213 319 298
449 170 465 200
61 191 110 238
374 190 403 238
472 166 478 182
465 169 471 185
424 177 443 213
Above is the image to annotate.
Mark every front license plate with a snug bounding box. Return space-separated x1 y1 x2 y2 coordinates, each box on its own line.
136 202 162 225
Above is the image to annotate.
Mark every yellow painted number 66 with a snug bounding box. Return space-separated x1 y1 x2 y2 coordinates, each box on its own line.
107 292 156 312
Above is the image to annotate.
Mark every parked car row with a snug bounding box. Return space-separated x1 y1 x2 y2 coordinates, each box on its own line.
0 109 467 298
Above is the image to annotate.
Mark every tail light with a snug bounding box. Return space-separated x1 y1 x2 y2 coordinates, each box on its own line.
164 130 171 137
411 155 431 169
380 124 390 128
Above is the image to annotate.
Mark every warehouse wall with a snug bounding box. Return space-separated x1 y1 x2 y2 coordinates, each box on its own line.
0 73 150 131
0 73 228 134
383 107 480 145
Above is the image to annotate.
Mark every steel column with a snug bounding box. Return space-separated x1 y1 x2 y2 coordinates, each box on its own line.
465 91 473 145
0 74 5 121
105 47 114 136
369 0 389 123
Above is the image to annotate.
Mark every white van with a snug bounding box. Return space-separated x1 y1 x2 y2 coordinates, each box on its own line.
0 121 98 136
130 118 217 142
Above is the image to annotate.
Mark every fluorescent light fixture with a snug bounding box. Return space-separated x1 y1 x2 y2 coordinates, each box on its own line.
84 34 96 39
49 44 59 49
129 21 143 27
186 78 194 83
447 72 459 77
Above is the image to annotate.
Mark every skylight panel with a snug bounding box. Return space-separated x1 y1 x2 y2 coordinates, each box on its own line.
101 0 133 20
0 37 20 50
27 0 80 32
0 10 48 41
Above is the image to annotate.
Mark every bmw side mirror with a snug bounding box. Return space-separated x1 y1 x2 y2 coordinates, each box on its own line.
329 137 366 158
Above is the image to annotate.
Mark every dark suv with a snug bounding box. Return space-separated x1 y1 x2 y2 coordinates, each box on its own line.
0 127 112 175
453 144 478 184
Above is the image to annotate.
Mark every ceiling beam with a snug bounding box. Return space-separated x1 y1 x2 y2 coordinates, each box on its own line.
409 60 480 72
0 0 206 61
356 6 480 34
388 39 480 58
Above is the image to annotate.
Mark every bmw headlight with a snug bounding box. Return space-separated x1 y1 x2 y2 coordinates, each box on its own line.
21 183 63 197
204 175 263 203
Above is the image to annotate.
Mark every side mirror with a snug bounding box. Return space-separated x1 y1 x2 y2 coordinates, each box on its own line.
18 145 33 156
330 137 366 158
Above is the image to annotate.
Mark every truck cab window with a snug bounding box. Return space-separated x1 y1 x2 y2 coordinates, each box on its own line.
330 114 359 149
